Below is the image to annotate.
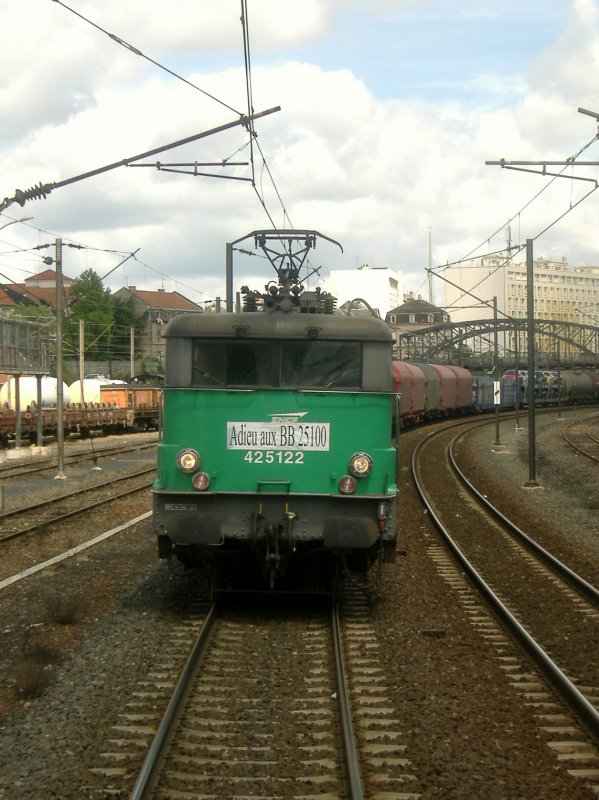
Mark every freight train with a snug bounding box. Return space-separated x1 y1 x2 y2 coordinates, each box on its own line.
0 381 162 447
1 361 597 449
150 237 598 593
152 319 597 593
392 363 599 427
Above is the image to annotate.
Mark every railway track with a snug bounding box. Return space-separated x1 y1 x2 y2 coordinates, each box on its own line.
2 410 597 797
562 412 599 463
0 436 158 480
412 421 599 791
0 463 155 583
90 582 421 800
0 467 154 541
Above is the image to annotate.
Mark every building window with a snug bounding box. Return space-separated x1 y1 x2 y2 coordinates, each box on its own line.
389 314 396 324
427 314 434 323
409 314 415 323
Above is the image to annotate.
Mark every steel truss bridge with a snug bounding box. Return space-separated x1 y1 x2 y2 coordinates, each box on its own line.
396 318 599 368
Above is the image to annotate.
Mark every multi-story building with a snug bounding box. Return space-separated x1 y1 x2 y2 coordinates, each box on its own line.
385 293 449 357
446 255 599 323
445 255 599 357
113 286 202 365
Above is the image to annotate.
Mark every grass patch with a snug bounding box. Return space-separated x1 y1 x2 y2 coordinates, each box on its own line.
22 636 61 663
13 634 61 699
13 658 50 699
44 592 83 625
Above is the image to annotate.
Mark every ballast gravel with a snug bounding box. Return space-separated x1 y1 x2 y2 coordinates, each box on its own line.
0 413 597 799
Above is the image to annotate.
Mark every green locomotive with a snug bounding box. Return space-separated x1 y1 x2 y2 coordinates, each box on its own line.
152 232 398 590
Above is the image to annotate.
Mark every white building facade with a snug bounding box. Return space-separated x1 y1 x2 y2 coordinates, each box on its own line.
327 266 402 318
445 256 599 324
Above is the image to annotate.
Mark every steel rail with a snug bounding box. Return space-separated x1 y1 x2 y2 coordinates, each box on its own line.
412 431 599 743
0 466 155 522
0 472 155 541
561 414 599 463
332 601 365 800
129 603 217 800
449 431 599 606
0 511 152 590
0 440 157 478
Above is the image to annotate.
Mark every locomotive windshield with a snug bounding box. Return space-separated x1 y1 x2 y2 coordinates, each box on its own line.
191 339 362 389
280 341 361 388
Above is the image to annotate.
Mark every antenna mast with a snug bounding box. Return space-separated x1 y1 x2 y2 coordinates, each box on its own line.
428 228 433 304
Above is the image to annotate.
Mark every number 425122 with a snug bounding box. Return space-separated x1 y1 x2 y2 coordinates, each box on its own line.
243 450 304 464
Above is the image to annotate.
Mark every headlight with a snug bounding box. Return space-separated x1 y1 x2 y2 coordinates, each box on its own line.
176 448 200 473
348 452 373 477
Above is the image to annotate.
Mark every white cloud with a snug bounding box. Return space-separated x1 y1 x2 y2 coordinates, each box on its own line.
1 0 597 310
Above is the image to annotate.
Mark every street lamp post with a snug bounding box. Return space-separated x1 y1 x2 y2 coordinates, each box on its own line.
0 215 33 232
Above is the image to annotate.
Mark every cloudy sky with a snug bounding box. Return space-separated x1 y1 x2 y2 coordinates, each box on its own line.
1 0 599 310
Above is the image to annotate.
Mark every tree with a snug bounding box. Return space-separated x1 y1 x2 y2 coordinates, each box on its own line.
67 269 113 360
110 294 146 360
8 303 54 324
65 269 147 370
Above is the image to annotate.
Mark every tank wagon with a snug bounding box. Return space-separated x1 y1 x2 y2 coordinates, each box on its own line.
152 231 398 591
0 376 71 408
560 370 598 403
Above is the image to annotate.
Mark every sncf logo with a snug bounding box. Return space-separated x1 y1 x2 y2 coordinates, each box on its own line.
267 412 308 423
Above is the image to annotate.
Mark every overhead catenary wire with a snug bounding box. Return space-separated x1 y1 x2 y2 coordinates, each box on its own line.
52 0 291 231
430 124 599 312
252 136 294 230
131 254 217 304
1 243 220 309
444 131 599 271
11 4 308 297
0 217 213 304
46 3 297 280
240 0 256 186
236 1 298 240
52 0 243 116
